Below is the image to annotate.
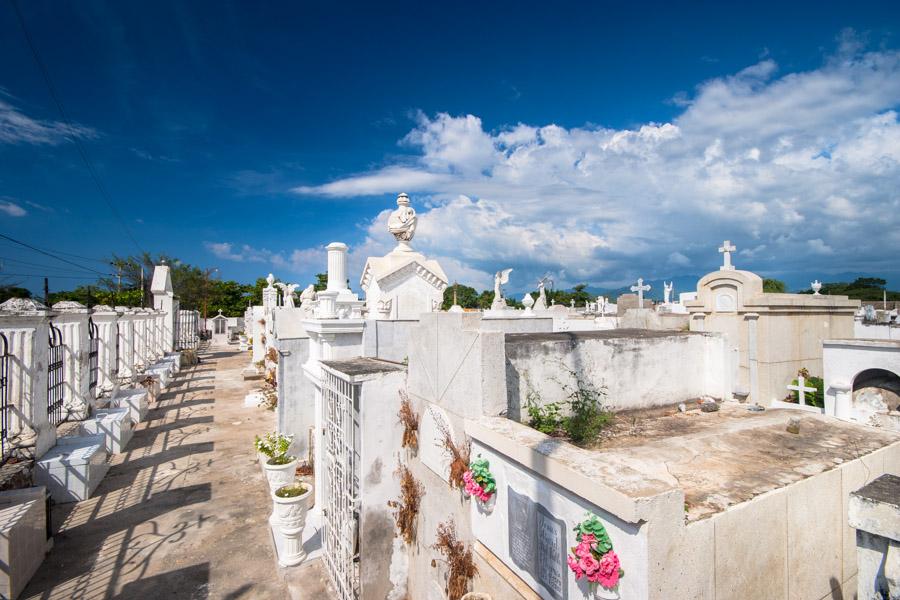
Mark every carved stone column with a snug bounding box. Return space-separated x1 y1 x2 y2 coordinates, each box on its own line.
0 298 57 459
51 301 92 421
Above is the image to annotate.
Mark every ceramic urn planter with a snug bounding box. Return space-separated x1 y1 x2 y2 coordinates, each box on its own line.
270 482 313 567
263 456 299 491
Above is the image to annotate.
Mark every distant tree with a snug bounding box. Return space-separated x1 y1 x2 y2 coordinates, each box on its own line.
207 279 253 317
0 286 32 303
800 277 899 301
314 273 328 291
763 278 786 293
442 284 479 309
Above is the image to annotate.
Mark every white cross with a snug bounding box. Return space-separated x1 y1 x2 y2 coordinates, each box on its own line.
787 375 817 406
630 277 651 308
718 240 736 271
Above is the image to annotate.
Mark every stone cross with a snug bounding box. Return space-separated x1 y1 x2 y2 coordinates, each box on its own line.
630 278 651 309
787 375 817 406
718 240 736 271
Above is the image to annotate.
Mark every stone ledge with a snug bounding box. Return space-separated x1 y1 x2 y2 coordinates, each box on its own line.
849 473 900 540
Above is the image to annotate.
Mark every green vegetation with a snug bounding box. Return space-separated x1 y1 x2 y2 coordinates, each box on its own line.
0 286 32 303
275 483 308 498
763 278 786 293
798 277 899 301
441 281 594 310
525 368 613 446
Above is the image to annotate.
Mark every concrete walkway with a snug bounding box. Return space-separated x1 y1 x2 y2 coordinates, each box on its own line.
22 346 325 600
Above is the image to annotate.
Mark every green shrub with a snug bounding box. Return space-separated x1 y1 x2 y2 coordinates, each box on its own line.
525 367 612 446
526 398 564 435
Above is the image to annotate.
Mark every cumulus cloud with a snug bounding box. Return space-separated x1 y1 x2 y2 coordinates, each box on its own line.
293 34 900 288
204 241 324 274
0 200 27 217
0 95 96 146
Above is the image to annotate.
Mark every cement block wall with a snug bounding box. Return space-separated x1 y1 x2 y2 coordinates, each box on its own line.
504 329 728 417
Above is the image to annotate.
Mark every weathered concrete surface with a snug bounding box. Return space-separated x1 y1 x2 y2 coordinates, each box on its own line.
21 347 333 600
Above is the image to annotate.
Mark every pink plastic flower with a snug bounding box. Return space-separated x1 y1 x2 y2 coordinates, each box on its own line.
575 542 593 559
567 554 583 578
579 554 600 574
595 551 621 589
580 533 596 543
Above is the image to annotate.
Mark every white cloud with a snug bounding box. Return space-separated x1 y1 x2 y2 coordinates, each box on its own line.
204 241 324 275
0 96 96 146
0 200 26 217
292 35 900 287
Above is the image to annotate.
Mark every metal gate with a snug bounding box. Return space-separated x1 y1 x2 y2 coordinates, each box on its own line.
321 367 360 600
113 322 120 379
88 317 99 396
0 333 10 459
175 310 199 350
47 323 65 426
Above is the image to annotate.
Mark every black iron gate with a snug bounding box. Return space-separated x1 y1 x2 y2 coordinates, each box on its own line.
47 323 65 426
88 317 99 396
175 310 199 350
0 333 10 459
114 322 120 379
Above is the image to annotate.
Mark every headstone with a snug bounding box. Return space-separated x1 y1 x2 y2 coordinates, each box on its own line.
630 278 651 309
507 488 567 600
787 375 817 406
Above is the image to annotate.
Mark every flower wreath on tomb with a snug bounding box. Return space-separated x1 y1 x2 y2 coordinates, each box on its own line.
462 456 496 503
567 513 624 596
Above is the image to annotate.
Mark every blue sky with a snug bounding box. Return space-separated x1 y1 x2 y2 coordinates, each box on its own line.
1 1 899 295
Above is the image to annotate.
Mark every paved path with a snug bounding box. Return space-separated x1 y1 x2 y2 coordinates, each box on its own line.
23 347 302 599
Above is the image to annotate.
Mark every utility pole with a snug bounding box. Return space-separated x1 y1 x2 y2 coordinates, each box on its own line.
140 268 145 308
117 269 121 293
43 277 49 306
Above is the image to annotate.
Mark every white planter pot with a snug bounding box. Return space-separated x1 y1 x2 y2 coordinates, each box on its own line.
270 482 313 567
595 586 619 599
263 456 298 491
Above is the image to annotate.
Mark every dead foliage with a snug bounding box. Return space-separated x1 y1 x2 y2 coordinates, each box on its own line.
387 462 424 544
398 391 419 450
266 347 278 363
436 416 470 489
295 461 314 477
431 519 477 600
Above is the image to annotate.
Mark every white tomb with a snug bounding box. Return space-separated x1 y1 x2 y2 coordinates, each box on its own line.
79 407 134 454
0 487 50 600
360 193 447 320
35 434 109 503
113 387 149 423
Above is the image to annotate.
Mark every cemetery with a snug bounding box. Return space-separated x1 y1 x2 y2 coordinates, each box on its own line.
0 195 897 600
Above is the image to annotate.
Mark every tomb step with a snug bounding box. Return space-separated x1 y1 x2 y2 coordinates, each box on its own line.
0 486 51 599
35 435 109 503
113 388 149 423
79 408 134 454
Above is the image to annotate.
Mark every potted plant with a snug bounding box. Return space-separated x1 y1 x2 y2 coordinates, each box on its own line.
567 513 624 599
270 481 313 567
255 432 298 491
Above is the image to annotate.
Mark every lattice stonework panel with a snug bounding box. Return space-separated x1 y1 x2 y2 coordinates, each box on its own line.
321 368 360 600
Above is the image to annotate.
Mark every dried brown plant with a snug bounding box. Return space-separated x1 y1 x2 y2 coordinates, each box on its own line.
435 416 470 489
266 347 278 363
431 519 477 600
398 391 419 450
387 462 424 544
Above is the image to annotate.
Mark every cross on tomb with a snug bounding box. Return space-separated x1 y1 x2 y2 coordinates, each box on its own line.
718 240 736 271
787 375 817 406
630 277 651 308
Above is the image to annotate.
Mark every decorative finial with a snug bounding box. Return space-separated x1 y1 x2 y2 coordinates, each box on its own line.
388 192 417 251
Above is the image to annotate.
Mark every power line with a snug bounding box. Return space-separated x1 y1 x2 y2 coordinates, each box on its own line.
0 255 113 275
0 238 111 265
8 0 147 256
0 233 110 276
0 273 106 280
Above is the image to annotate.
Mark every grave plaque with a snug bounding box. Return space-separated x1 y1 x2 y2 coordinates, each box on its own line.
507 487 567 600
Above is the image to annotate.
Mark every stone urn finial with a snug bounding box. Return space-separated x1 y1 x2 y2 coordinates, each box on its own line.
388 192 417 251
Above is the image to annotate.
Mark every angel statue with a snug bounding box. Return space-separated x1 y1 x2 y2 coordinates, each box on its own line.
275 282 300 308
491 268 513 310
534 276 552 311
388 192 417 249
